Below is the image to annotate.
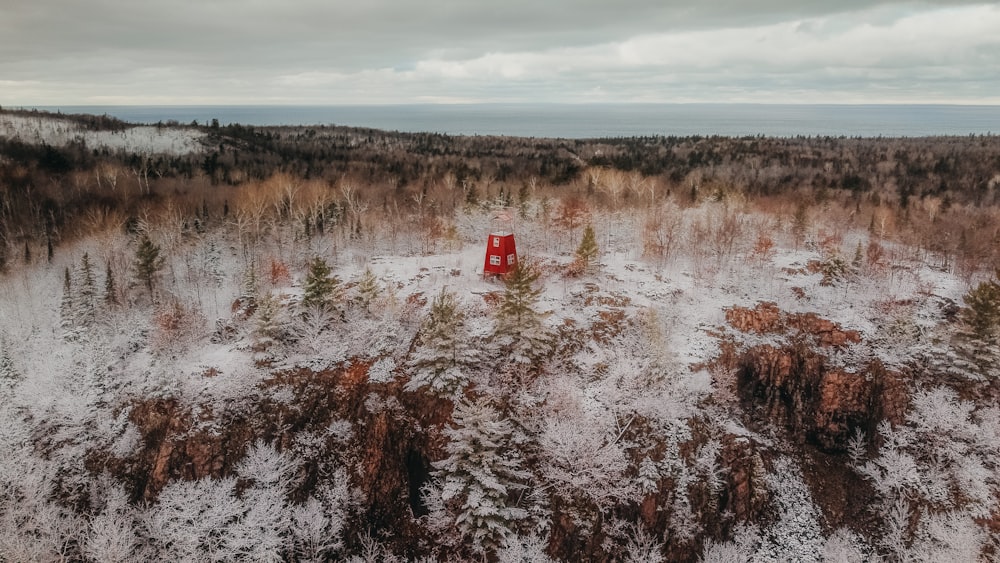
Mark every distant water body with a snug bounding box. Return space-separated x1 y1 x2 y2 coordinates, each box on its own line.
36 104 1000 139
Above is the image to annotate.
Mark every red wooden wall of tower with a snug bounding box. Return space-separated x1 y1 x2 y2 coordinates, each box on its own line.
483 232 517 275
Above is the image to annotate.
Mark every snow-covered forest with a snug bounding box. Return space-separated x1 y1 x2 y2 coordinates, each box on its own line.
1 109 999 561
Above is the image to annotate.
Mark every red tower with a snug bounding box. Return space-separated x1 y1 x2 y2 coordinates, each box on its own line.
483 210 518 276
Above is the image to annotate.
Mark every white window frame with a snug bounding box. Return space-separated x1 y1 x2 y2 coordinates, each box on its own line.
489 255 502 266
493 237 500 247
507 254 516 265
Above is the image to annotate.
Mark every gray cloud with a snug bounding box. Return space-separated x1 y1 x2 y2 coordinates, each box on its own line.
1 0 996 104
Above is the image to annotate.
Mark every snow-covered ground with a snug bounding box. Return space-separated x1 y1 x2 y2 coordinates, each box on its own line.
0 199 994 561
0 113 206 154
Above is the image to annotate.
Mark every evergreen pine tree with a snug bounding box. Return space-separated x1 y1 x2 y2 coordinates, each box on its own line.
962 270 1000 343
204 240 224 287
134 234 164 297
405 289 479 397
819 253 847 287
575 223 599 271
355 267 380 313
493 260 554 365
77 252 97 326
637 457 661 495
252 295 283 352
852 241 864 273
60 266 75 337
104 260 118 305
432 397 530 553
241 258 259 301
302 256 339 310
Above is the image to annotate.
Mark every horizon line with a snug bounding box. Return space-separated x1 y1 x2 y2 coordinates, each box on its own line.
7 101 1000 108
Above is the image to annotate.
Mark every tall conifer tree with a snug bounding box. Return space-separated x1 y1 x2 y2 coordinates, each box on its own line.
302 256 339 310
355 267 380 313
134 234 163 297
493 260 554 365
575 223 599 271
431 398 530 553
405 289 478 397
60 266 75 338
77 252 96 325
104 260 117 305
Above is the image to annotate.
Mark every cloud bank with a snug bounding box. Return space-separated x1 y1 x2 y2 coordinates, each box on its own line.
1 1 997 104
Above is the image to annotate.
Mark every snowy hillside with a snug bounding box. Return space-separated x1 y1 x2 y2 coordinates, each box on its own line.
0 112 205 154
1 187 997 561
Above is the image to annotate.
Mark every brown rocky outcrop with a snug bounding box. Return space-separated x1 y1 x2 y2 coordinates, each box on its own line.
721 302 905 451
736 342 906 451
703 301 913 539
117 398 257 501
725 301 861 347
108 360 455 559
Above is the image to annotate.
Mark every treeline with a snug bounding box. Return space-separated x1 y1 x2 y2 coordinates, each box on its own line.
1 109 999 270
202 125 1000 209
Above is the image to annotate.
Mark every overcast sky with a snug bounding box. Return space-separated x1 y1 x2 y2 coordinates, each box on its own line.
2 0 999 105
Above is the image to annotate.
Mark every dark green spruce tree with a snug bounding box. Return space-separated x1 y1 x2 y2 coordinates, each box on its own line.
134 234 164 298
301 256 340 310
492 259 554 365
575 223 599 272
405 288 479 397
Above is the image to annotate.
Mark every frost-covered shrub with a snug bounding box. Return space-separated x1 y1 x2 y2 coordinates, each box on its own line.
700 524 759 563
538 416 632 506
150 299 206 353
290 303 342 355
145 441 347 562
496 534 556 563
855 386 997 561
623 524 665 563
820 528 872 563
148 476 244 560
83 480 141 563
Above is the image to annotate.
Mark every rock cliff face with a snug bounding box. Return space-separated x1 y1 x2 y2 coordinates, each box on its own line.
736 344 906 451
722 302 907 452
113 359 783 562
115 362 454 558
695 300 915 540
107 300 908 561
